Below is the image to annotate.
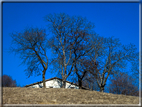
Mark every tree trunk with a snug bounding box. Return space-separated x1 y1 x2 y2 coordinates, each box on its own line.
78 79 82 89
42 70 46 88
100 86 104 92
90 83 93 91
62 79 66 88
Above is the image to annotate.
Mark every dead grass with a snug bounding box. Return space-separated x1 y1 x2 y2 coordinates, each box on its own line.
3 87 139 104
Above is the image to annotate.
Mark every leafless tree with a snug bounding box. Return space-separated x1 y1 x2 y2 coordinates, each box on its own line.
45 13 73 88
88 35 138 92
69 30 94 89
2 75 17 87
108 72 139 96
10 28 48 88
81 58 100 91
75 58 93 89
83 71 100 91
44 13 95 88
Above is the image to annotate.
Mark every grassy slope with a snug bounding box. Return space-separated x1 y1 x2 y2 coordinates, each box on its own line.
3 87 139 104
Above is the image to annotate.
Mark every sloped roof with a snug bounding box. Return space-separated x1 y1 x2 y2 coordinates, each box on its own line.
25 77 89 90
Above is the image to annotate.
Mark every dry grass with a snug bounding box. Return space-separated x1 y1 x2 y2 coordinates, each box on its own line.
3 87 139 104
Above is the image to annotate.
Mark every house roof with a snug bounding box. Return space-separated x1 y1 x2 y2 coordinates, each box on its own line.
25 77 89 90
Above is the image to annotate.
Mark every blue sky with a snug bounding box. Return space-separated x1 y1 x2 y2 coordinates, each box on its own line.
3 3 139 88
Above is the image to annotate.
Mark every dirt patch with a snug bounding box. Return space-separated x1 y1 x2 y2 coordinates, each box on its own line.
2 87 139 104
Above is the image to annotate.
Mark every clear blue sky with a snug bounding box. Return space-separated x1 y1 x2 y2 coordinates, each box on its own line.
3 3 139 87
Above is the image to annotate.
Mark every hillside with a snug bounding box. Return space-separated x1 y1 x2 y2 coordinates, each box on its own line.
3 87 139 104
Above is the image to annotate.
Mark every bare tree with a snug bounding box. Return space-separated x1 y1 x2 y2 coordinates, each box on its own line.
45 13 95 88
81 58 100 91
83 71 100 91
108 72 139 96
2 75 17 87
88 35 138 92
10 28 48 88
45 13 74 88
69 30 94 89
75 58 92 89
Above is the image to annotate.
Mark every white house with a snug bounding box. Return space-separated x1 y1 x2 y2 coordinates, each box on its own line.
25 77 89 90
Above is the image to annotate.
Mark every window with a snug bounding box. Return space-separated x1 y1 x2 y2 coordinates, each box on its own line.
70 87 75 89
49 86 53 88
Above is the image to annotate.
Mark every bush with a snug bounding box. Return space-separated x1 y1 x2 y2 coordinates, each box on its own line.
2 75 17 87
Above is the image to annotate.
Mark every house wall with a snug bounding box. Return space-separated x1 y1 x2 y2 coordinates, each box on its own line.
28 79 79 89
65 82 79 89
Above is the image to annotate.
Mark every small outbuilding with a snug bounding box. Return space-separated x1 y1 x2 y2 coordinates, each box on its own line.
25 77 89 90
